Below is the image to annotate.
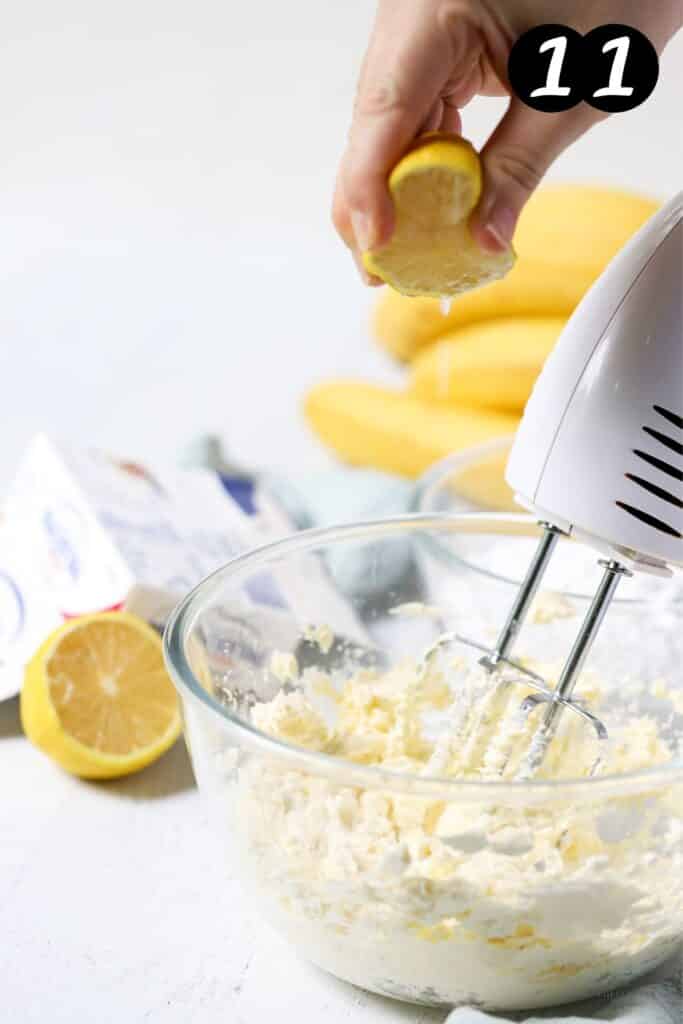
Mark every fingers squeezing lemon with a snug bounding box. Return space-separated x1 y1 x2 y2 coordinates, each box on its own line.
362 134 515 299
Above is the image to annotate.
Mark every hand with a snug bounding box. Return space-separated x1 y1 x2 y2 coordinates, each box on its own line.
333 0 681 283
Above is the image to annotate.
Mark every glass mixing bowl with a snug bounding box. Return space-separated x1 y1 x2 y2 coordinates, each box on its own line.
164 515 683 1012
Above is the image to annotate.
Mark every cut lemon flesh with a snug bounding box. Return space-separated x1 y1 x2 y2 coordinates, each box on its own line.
21 612 181 779
363 133 514 298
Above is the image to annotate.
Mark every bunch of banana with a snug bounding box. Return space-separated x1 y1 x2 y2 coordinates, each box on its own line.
305 174 658 503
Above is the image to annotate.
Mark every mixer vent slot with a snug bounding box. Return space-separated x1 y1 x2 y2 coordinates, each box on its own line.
625 473 683 509
642 426 683 457
615 501 682 538
653 405 683 431
633 449 683 483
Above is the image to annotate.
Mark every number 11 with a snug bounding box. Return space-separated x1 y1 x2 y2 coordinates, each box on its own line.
593 36 634 97
530 36 572 98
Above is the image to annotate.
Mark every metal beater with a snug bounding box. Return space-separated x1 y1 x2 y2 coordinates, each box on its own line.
438 192 683 777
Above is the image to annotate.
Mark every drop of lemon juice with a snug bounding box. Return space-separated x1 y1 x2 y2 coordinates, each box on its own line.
439 297 453 316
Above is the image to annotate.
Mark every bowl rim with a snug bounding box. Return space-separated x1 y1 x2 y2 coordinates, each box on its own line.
412 446 683 603
411 437 514 512
163 512 682 795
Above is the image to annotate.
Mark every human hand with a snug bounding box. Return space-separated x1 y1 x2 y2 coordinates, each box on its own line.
333 0 681 283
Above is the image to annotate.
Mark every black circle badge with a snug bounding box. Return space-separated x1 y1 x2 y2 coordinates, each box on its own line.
582 25 659 112
508 24 584 112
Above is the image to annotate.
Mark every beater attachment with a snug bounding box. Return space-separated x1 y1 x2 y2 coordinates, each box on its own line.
422 524 630 777
427 192 681 774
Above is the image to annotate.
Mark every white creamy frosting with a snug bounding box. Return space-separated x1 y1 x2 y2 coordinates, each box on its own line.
235 642 682 1011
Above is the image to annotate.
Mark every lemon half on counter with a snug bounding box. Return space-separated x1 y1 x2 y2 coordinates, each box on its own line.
362 133 515 298
21 612 181 779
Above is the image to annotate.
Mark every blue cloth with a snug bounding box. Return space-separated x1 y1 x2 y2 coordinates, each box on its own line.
261 466 415 530
262 467 418 606
179 435 415 528
180 435 418 605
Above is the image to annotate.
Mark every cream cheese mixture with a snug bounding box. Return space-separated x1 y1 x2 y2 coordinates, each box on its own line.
235 623 683 1010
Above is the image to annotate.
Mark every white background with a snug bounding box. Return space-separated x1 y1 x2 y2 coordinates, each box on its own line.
1 4 682 1022
1 2 682 487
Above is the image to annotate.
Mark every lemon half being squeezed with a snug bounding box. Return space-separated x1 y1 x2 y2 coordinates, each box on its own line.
21 612 181 779
363 133 515 299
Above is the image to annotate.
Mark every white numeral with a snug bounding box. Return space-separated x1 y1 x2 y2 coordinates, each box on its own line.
530 35 572 97
593 36 634 97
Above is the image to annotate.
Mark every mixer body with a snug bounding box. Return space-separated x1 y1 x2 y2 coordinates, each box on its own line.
467 192 683 774
507 192 682 572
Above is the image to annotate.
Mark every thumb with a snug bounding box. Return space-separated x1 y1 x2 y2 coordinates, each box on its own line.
470 97 604 252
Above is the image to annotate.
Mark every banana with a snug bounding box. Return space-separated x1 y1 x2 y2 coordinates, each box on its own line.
373 186 659 361
304 381 519 478
452 447 520 513
411 317 566 412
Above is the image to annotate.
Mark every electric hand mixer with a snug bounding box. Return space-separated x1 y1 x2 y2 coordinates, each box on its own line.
436 191 683 778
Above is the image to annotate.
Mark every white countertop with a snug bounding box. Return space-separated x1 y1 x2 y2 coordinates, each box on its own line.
2 4 682 1021
2 695 447 1024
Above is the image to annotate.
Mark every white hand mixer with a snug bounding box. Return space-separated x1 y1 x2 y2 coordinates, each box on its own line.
441 191 682 777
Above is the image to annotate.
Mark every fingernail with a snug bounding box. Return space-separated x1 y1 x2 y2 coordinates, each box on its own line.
480 202 517 253
351 211 373 252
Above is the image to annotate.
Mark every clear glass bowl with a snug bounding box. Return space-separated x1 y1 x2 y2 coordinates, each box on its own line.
413 436 519 515
164 515 683 1012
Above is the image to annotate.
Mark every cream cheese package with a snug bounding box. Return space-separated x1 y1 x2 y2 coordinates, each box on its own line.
0 435 363 700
